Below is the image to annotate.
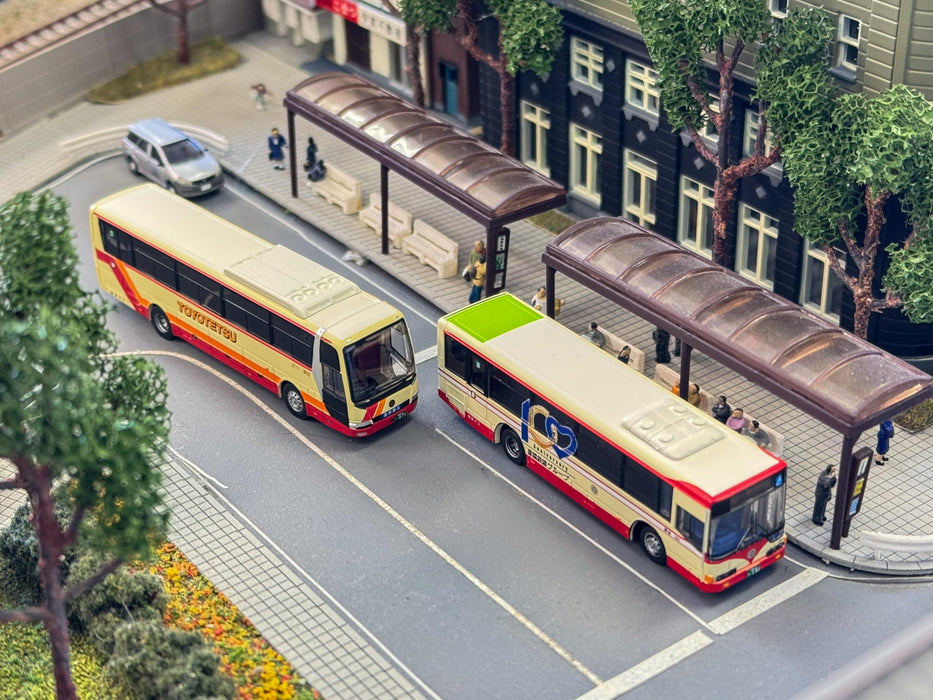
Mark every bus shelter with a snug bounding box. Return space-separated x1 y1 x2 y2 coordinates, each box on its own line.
283 73 566 296
541 217 933 549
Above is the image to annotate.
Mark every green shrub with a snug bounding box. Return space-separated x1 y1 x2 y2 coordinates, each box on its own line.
0 502 79 606
67 552 167 655
108 620 235 700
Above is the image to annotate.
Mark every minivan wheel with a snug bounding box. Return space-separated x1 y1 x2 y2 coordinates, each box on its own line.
126 157 138 174
166 183 177 195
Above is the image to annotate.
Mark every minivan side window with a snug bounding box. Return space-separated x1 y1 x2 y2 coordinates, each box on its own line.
148 145 163 165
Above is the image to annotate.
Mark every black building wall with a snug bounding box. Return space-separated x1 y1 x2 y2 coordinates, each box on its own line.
476 6 933 363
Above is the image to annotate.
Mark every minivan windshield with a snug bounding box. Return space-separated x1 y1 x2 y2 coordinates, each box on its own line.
163 139 204 164
345 320 415 405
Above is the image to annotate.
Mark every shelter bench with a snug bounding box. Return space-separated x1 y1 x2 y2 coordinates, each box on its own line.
309 165 361 215
598 329 646 373
358 194 413 248
403 220 459 278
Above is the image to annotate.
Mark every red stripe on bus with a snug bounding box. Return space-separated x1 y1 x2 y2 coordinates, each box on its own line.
96 250 146 315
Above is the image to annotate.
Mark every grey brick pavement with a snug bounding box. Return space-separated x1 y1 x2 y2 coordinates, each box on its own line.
2 25 933 698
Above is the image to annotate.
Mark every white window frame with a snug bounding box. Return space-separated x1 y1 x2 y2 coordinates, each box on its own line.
743 109 774 158
625 59 660 116
520 101 550 176
678 177 715 259
570 37 604 91
769 0 788 19
700 97 720 144
569 124 602 205
800 240 847 322
736 204 779 289
622 151 657 229
835 15 860 73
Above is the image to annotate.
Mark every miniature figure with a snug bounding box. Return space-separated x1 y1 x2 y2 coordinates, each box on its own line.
812 465 837 526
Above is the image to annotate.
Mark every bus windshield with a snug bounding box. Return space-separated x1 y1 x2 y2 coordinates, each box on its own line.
708 482 785 560
345 319 415 404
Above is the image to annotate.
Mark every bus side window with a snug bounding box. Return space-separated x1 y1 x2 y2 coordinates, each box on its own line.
676 507 705 551
576 425 623 485
271 316 314 366
100 221 121 257
133 239 176 288
223 289 271 342
177 263 222 314
468 355 488 394
622 461 673 520
444 335 469 379
488 366 528 415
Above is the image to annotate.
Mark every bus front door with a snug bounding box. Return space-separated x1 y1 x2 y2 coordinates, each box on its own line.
318 342 349 425
465 354 489 431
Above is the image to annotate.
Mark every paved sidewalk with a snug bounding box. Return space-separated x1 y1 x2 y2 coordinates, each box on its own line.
2 25 933 695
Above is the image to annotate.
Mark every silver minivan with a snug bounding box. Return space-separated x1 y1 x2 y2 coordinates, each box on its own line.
123 119 224 197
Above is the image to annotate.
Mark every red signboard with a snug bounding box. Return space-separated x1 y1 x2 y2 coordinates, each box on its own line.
316 0 359 23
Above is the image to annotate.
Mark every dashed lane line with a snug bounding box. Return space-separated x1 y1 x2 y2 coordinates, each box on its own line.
117 349 603 687
707 567 827 635
574 631 714 699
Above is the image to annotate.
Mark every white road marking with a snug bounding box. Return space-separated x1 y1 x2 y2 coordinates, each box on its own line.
414 345 438 365
116 349 601 686
436 427 714 632
225 183 440 327
707 567 827 635
575 631 713 699
167 443 228 489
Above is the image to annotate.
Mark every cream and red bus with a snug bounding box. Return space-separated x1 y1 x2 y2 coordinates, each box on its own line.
90 184 417 437
437 293 786 592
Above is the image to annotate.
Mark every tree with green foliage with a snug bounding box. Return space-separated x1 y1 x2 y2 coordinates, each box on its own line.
399 0 563 155
628 0 831 265
0 191 170 700
769 82 933 337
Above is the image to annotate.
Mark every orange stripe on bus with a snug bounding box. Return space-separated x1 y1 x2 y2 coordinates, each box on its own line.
97 251 146 315
169 315 327 414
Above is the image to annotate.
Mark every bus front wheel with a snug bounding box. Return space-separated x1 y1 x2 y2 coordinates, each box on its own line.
500 427 526 466
639 525 667 565
150 306 175 340
282 383 307 419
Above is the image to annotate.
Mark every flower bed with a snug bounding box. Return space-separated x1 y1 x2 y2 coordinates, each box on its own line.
144 542 321 700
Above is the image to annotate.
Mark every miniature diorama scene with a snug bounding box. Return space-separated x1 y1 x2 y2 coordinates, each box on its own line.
3 1 933 699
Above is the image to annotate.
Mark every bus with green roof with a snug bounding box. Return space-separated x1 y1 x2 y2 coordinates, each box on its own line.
436 293 786 592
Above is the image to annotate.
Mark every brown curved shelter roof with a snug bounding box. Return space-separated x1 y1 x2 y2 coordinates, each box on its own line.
284 72 566 228
542 217 933 437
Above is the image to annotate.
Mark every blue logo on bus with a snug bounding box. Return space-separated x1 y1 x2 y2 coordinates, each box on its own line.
521 399 577 460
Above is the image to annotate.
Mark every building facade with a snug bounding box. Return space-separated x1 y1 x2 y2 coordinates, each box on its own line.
496 0 933 363
261 0 481 124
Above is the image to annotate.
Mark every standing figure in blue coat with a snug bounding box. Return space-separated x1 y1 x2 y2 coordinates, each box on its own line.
268 128 287 170
875 419 895 465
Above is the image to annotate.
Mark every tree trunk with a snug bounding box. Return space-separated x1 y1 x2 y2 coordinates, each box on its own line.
498 66 515 156
406 25 425 108
850 188 888 338
177 3 190 65
711 171 738 267
31 467 76 700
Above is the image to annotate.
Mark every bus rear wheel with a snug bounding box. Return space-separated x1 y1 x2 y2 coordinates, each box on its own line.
501 427 526 465
150 306 175 340
282 383 307 420
639 526 667 565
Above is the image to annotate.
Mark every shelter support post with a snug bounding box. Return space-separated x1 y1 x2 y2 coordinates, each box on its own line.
380 164 389 255
288 110 298 199
678 343 692 402
546 266 556 318
485 227 494 298
830 434 857 549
